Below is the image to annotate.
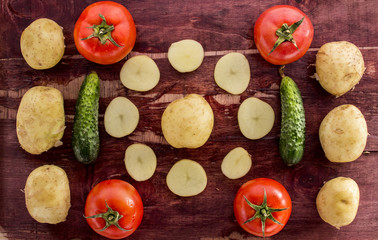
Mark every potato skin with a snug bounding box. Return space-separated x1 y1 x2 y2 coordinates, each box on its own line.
25 165 71 224
161 94 214 148
316 41 364 97
20 18 65 70
316 177 359 229
319 104 367 162
16 86 65 154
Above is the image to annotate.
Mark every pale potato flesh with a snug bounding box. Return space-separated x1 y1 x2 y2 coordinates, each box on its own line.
25 165 71 224
221 147 252 179
238 97 275 140
125 143 157 181
166 159 207 197
168 39 204 73
214 52 251 95
104 97 139 138
20 18 65 70
319 104 368 162
316 41 365 97
16 86 65 154
120 55 160 92
316 177 360 228
161 94 214 148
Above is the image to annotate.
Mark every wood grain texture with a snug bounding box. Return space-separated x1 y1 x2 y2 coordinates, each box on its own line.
0 0 377 239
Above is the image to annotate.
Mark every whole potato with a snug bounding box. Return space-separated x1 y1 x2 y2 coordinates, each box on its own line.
315 41 365 97
20 18 65 69
16 86 65 154
161 94 214 148
316 177 359 229
319 104 367 162
25 165 71 224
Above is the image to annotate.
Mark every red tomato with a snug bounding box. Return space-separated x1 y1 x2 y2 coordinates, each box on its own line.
74 1 136 65
254 5 314 65
234 178 292 237
84 179 143 239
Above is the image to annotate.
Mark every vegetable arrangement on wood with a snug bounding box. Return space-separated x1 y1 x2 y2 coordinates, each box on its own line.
15 1 370 239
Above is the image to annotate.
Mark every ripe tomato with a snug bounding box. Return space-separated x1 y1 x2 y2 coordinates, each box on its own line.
84 179 143 239
74 1 136 65
234 178 292 237
254 5 314 65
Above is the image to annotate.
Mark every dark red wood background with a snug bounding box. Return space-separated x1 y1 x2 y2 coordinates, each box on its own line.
0 0 377 239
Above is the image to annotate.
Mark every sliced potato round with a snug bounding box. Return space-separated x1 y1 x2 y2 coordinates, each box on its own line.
166 159 207 197
124 143 157 181
104 97 139 138
20 18 65 70
161 94 214 148
120 55 160 92
168 39 204 73
319 104 368 162
221 147 252 179
214 52 250 94
25 165 71 224
238 97 275 140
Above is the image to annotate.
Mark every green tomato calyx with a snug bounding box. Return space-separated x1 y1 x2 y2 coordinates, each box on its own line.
243 188 289 238
84 201 131 232
268 17 305 55
82 14 123 47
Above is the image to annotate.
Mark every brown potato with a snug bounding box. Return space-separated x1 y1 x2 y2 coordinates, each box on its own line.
16 86 65 154
319 104 368 162
25 165 71 224
316 177 360 229
20 18 65 69
161 94 214 148
315 41 365 97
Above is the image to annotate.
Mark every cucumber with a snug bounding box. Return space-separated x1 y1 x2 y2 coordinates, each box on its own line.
279 67 305 166
72 71 100 164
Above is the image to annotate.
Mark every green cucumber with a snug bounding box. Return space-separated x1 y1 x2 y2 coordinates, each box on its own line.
72 71 100 164
279 67 305 166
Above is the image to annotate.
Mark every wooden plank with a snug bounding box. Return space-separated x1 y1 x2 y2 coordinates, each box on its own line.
0 0 377 239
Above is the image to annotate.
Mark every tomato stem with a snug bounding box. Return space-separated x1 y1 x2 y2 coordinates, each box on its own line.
84 201 131 232
268 17 305 55
82 14 123 47
243 188 289 238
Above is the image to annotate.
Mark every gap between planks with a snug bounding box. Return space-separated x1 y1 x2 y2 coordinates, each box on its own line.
1 47 378 62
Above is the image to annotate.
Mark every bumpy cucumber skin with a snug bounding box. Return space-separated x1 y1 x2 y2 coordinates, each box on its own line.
279 76 305 166
72 71 100 164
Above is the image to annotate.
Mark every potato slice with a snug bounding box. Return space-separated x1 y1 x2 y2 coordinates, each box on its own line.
316 177 360 228
319 104 368 162
104 97 139 138
161 94 214 148
238 97 275 140
124 143 157 181
166 159 207 197
25 165 71 224
214 52 251 94
16 86 65 154
221 147 252 179
120 55 160 92
168 39 204 73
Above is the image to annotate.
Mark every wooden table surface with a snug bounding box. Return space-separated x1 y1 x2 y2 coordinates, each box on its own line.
0 0 377 239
